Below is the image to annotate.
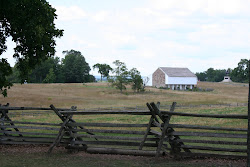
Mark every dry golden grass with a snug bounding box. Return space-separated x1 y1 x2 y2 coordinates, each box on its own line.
1 81 248 161
0 81 248 108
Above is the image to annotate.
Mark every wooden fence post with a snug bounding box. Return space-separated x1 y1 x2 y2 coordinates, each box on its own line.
247 59 250 167
139 103 160 150
0 103 23 137
48 114 72 153
154 102 176 157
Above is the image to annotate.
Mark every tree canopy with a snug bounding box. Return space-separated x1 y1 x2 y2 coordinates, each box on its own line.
0 0 63 96
108 60 144 93
93 63 112 82
8 52 95 84
196 68 228 82
43 68 56 83
28 57 62 83
196 59 249 83
62 50 91 83
230 59 249 83
196 67 230 82
109 60 129 92
129 68 144 92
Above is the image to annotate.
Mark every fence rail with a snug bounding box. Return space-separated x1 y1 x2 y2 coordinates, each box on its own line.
1 103 247 117
0 102 248 159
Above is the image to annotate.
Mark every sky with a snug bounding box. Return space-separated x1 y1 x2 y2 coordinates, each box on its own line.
2 0 250 76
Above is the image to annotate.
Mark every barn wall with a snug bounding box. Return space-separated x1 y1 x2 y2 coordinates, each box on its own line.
166 77 197 85
152 68 165 88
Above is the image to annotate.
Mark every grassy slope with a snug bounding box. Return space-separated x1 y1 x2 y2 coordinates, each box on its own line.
1 81 248 129
0 81 248 108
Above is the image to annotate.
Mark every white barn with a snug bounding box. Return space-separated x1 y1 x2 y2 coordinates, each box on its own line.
147 67 197 90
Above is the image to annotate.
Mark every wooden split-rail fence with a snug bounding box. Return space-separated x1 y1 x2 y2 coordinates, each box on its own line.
0 102 248 159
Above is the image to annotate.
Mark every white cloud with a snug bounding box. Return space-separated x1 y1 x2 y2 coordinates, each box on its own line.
204 0 249 16
149 0 250 16
161 41 199 54
104 32 137 47
226 52 250 68
69 35 97 49
137 49 156 59
92 11 110 22
49 0 250 76
187 21 250 49
56 6 87 21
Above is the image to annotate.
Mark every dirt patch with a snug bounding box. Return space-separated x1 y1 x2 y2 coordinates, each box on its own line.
0 145 246 167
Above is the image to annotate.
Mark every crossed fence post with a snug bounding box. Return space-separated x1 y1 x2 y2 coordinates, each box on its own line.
48 105 97 153
140 102 190 157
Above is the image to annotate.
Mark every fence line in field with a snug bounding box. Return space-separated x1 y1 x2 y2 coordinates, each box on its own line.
0 102 248 159
2 103 247 117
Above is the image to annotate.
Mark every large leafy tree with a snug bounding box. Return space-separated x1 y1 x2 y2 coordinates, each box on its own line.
195 72 207 81
230 59 249 83
0 0 63 96
129 68 144 92
109 60 129 92
0 59 12 96
43 68 56 83
62 50 91 83
93 63 112 82
108 60 145 93
28 57 62 83
206 68 226 82
6 65 20 83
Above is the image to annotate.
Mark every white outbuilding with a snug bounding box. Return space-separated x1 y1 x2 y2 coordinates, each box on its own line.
147 67 197 90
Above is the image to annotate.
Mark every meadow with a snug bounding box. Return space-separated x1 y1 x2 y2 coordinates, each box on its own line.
0 81 248 108
1 81 248 129
0 81 248 167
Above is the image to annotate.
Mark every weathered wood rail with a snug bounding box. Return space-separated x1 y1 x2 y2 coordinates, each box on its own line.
5 103 247 118
0 102 248 159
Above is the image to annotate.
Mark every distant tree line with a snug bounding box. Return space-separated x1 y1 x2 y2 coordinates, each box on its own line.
196 59 249 83
7 49 145 94
7 50 248 88
195 68 227 82
8 50 95 83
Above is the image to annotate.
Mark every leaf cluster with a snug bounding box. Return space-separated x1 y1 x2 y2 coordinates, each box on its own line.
108 60 144 93
0 0 63 96
62 50 91 83
8 50 94 84
230 59 249 83
93 63 112 82
0 59 13 97
129 68 144 92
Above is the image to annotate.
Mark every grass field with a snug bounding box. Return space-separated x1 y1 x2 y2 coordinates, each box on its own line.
0 81 248 108
0 81 248 167
2 81 248 129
